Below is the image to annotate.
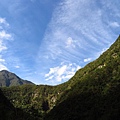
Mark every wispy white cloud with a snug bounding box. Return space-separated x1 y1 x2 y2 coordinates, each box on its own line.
109 22 120 28
0 30 12 52
84 58 92 62
37 0 120 84
66 37 76 48
0 64 8 71
0 55 8 71
39 0 116 63
0 45 7 52
0 18 5 23
0 18 9 27
0 30 12 40
0 17 12 71
15 65 20 68
45 62 81 85
0 58 5 62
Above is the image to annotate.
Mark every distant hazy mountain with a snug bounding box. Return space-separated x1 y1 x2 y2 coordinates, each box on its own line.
0 70 34 87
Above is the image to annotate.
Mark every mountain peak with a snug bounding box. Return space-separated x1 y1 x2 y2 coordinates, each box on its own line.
0 70 34 87
1 70 9 73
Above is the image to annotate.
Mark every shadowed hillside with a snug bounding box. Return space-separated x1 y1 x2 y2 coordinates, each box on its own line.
0 89 15 120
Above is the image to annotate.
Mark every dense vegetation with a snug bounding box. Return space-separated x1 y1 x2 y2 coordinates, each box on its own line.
1 84 67 119
0 89 15 120
1 36 120 120
0 88 38 120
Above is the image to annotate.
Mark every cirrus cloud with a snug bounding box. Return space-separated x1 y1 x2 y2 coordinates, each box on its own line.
37 0 120 85
45 62 81 85
109 21 120 28
0 17 12 71
0 18 9 27
84 58 92 62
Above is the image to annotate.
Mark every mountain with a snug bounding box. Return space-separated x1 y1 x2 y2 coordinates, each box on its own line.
0 70 34 87
1 84 63 119
44 36 120 120
1 36 120 120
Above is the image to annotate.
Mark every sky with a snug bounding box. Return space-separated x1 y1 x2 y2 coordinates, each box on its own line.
0 0 120 85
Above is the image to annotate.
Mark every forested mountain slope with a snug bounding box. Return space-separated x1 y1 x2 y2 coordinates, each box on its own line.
1 36 120 120
45 36 120 120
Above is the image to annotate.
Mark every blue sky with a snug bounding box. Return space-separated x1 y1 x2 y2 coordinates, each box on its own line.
0 0 120 85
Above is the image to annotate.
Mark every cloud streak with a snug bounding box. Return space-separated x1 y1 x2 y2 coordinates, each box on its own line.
84 58 92 63
39 0 117 61
37 0 120 84
0 18 9 27
1 0 119 85
45 62 81 85
109 22 120 28
0 17 12 71
0 55 7 70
